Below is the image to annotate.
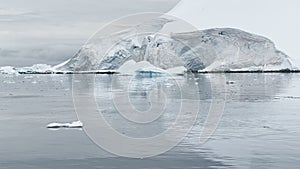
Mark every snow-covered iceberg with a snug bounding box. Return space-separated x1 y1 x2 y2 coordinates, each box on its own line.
17 64 53 74
57 17 293 72
0 66 18 75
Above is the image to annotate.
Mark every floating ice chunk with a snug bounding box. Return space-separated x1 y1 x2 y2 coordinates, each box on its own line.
117 60 138 75
164 82 175 87
24 76 33 79
18 64 53 73
1 64 55 74
46 121 83 129
118 60 186 76
226 81 235 85
0 66 18 75
118 60 165 75
136 67 164 74
166 66 186 74
3 80 15 84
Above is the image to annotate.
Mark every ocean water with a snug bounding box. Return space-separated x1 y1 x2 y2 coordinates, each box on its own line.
0 73 299 169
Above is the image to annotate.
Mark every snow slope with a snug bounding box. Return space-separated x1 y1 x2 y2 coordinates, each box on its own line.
168 0 300 68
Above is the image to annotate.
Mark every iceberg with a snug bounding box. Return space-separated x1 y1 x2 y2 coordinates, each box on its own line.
0 1 298 73
0 64 54 75
1 1 297 74
46 121 83 129
57 16 293 72
17 64 53 74
118 60 186 75
0 66 18 75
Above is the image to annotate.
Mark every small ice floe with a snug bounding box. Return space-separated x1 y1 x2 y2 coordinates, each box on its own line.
166 66 187 75
46 121 83 129
18 64 53 74
24 75 34 79
0 66 19 75
226 81 235 85
3 80 16 84
1 64 55 74
284 96 300 100
164 82 175 87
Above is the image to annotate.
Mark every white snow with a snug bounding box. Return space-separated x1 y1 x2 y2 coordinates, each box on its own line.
46 121 83 129
52 59 71 70
0 64 55 74
18 64 53 73
166 66 186 74
118 60 164 75
168 0 300 68
0 66 18 75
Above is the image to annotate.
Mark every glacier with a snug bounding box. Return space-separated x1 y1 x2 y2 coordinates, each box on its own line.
57 17 293 73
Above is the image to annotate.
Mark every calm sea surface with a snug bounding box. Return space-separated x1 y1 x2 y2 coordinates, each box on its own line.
0 73 299 169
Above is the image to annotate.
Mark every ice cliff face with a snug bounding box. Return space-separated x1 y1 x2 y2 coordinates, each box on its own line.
59 18 292 72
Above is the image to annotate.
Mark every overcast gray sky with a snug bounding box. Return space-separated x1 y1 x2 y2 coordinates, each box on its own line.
0 0 179 66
